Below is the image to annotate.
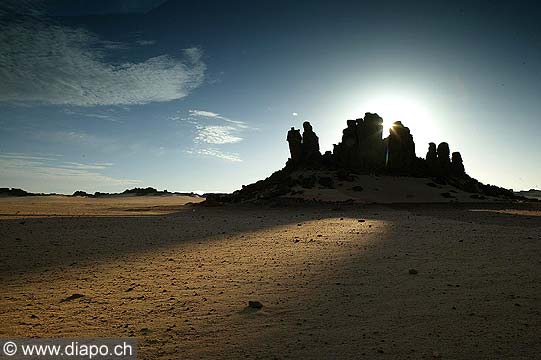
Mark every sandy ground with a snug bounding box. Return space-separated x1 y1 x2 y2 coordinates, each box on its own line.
285 173 504 203
0 195 203 218
0 196 540 359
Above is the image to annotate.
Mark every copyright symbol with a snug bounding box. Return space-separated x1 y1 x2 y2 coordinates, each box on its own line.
3 341 17 356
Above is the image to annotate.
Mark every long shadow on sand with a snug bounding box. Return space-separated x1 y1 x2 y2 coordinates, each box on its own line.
1 202 539 278
1 202 539 359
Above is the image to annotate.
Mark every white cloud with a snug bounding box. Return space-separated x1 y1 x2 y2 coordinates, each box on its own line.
136 40 157 46
185 148 242 162
0 153 141 191
194 125 243 144
32 130 99 145
292 112 298 116
188 109 248 128
0 14 205 106
173 109 253 161
62 108 120 122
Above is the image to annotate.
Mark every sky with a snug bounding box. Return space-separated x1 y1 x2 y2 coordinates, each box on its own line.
0 0 540 194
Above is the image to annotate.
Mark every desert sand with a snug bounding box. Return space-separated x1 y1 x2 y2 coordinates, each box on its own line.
284 173 504 203
0 196 540 359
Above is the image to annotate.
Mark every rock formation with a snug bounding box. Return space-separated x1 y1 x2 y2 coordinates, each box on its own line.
286 127 302 164
436 142 451 175
331 112 385 170
301 121 321 163
286 121 321 167
386 121 416 172
426 142 438 173
451 152 465 176
206 111 520 204
285 114 471 181
360 113 385 169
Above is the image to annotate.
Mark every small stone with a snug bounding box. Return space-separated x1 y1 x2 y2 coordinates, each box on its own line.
248 301 263 309
60 293 85 303
409 269 418 275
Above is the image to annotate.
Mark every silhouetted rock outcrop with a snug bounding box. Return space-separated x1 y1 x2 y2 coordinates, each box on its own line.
0 188 33 197
426 142 438 173
72 191 89 197
286 127 302 164
451 152 465 176
301 121 321 164
386 121 416 172
332 113 385 170
360 113 385 168
437 142 451 175
205 111 521 204
286 121 321 167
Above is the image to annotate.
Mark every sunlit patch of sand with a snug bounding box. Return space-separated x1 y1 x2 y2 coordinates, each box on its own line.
0 195 203 219
470 209 541 217
1 198 540 358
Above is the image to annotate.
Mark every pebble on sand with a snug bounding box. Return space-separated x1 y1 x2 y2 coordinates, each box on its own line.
248 301 263 309
60 293 85 303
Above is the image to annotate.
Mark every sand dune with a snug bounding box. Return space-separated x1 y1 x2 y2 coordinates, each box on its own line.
0 197 539 359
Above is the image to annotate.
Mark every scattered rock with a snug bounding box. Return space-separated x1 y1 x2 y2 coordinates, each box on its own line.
440 192 454 198
318 176 334 188
139 327 151 335
409 269 418 275
60 293 85 303
248 300 263 309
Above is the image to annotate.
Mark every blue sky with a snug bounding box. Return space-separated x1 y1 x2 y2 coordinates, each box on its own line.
0 0 540 193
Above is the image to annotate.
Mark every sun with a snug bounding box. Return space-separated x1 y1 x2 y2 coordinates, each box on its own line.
382 118 396 132
355 95 434 138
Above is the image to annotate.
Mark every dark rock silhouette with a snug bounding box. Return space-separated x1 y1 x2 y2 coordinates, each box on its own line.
451 152 465 176
436 142 451 175
332 113 385 169
286 127 302 164
386 121 416 172
286 121 321 167
0 188 32 197
205 111 523 204
360 113 385 168
426 142 438 173
301 121 321 164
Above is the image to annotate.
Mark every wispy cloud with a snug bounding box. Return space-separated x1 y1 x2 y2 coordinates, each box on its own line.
136 40 157 46
185 148 242 162
0 153 141 191
194 125 243 144
32 130 99 145
0 5 205 107
62 108 122 123
188 110 249 128
173 109 251 161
